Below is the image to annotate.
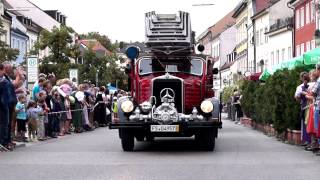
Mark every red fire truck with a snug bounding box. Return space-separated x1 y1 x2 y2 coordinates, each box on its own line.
109 11 221 151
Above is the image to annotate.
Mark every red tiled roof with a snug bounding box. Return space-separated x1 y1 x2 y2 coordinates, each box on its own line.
79 39 112 55
253 0 281 17
209 10 236 39
256 0 271 14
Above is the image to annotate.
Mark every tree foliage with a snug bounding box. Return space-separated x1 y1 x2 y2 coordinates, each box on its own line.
0 20 19 63
35 26 75 64
240 67 305 132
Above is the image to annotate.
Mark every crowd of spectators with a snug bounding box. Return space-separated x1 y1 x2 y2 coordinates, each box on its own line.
295 65 320 156
0 61 124 151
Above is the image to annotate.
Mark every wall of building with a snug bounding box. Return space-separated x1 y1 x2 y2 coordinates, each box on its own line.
26 31 38 53
11 31 28 64
295 0 316 56
235 7 248 75
269 0 294 25
268 30 293 70
0 18 11 45
255 12 270 72
219 25 237 66
247 0 255 73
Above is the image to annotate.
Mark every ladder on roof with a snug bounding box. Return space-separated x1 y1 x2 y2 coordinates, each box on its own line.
145 11 195 55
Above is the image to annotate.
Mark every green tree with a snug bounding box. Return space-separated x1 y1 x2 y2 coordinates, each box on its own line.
77 48 127 89
0 20 19 62
35 26 75 64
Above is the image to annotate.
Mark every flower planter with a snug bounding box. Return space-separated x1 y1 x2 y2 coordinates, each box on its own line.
251 121 255 129
270 124 276 137
257 123 264 132
291 130 302 145
240 117 253 127
286 129 293 144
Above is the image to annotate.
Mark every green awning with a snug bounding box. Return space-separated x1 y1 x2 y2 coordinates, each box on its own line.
269 64 282 74
303 48 320 65
281 56 303 70
259 69 271 81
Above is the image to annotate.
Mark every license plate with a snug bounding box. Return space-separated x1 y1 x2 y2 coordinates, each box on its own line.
150 125 179 132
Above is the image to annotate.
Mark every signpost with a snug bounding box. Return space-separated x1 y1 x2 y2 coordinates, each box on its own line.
69 69 78 86
27 56 39 92
27 56 38 83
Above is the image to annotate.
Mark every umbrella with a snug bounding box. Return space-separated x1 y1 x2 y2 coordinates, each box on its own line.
303 48 320 65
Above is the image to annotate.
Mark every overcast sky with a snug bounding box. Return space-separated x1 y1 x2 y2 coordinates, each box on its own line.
30 0 240 43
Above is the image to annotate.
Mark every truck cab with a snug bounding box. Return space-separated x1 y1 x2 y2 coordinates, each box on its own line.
109 11 222 151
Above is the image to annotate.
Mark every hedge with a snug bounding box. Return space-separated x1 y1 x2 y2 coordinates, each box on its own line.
240 66 307 133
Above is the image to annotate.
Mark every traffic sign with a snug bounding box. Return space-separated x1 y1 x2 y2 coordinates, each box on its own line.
27 57 38 83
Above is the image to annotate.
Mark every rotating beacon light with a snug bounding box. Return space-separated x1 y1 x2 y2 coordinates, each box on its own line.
126 46 140 60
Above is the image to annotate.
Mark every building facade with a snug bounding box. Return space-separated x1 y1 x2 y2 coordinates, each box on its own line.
266 0 294 71
233 0 248 75
8 11 29 64
0 5 11 46
289 0 317 57
252 8 270 73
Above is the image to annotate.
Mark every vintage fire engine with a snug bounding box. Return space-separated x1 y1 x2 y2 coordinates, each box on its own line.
109 11 221 151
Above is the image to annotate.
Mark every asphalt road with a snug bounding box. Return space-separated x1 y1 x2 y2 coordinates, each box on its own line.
1 116 320 180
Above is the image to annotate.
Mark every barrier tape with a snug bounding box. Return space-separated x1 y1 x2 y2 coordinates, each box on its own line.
46 101 109 115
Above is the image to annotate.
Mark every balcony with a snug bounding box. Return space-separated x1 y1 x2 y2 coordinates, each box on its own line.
267 17 294 35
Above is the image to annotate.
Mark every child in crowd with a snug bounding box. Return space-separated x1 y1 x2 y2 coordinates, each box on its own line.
37 99 47 141
50 91 62 138
27 101 42 141
15 95 27 142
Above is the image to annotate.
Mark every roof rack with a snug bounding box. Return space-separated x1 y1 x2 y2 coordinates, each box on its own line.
145 11 194 55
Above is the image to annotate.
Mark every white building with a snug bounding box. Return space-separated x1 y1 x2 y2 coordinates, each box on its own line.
220 50 237 89
232 0 248 75
252 8 270 73
264 0 294 71
0 2 11 45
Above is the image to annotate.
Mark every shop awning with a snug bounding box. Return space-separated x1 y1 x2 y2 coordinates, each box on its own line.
281 55 303 70
259 70 271 81
303 48 320 65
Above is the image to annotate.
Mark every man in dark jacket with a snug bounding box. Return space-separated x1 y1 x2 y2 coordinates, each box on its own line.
0 64 10 149
2 62 21 149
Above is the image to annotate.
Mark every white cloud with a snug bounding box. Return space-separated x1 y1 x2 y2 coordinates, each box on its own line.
29 0 240 42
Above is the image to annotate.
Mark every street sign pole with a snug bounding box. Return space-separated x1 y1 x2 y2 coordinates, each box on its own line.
27 56 39 92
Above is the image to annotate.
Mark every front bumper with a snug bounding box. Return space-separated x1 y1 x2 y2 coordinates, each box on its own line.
109 120 222 129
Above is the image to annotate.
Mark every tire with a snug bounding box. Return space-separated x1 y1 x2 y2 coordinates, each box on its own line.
195 130 215 151
121 129 135 151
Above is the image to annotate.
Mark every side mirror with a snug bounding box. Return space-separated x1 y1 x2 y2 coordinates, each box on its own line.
212 68 219 75
125 63 132 74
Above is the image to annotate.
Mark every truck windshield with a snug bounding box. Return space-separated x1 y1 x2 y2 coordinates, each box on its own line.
139 58 203 76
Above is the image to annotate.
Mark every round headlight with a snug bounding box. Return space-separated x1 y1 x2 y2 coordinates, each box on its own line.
121 100 134 113
200 100 214 113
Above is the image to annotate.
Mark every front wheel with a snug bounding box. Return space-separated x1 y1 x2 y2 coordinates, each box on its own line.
121 129 135 151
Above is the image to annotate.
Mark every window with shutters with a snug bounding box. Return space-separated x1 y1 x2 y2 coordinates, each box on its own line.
296 9 300 29
301 7 304 27
301 43 305 54
306 3 310 24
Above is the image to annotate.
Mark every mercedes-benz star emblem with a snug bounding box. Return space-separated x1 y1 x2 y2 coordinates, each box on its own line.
160 88 175 100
